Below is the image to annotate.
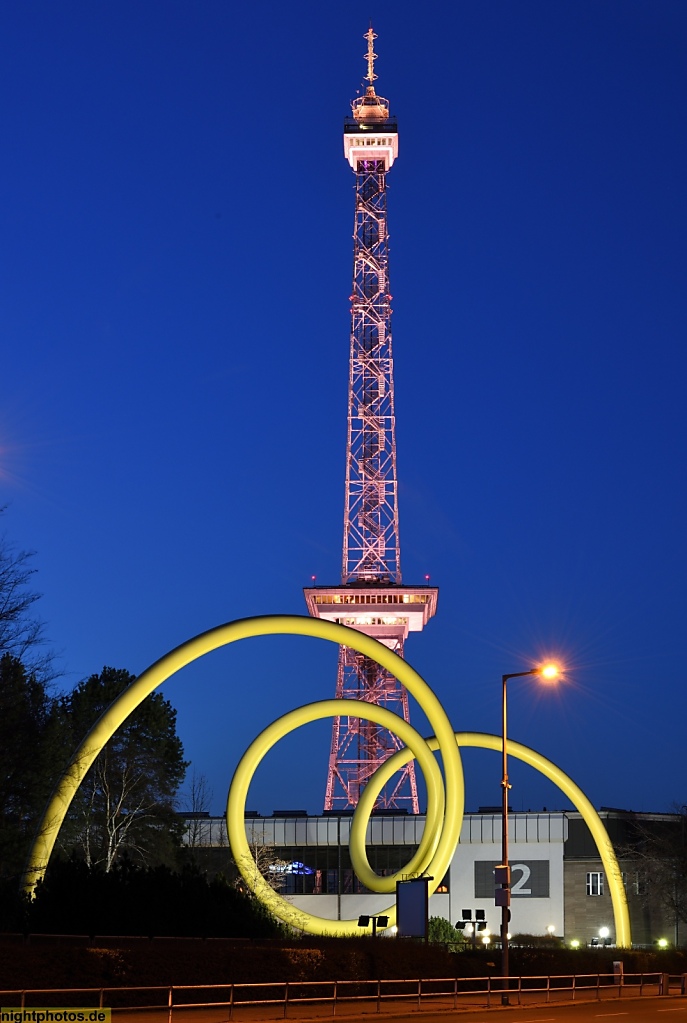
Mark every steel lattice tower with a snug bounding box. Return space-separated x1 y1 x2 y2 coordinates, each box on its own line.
305 29 437 813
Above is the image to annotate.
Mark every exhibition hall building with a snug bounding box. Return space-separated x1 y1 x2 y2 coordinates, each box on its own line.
181 808 681 947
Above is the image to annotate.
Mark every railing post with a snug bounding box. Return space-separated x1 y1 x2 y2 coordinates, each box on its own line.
417 978 421 1009
333 979 337 1016
572 973 576 1001
453 977 457 1010
229 982 235 1020
596 973 601 1000
98 989 104 1009
167 985 173 1023
284 980 289 1018
376 978 381 1013
659 973 670 996
487 975 491 1008
546 975 550 1003
681 974 687 996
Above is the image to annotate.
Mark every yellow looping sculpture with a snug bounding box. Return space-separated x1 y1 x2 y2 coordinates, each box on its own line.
23 613 630 946
24 614 464 926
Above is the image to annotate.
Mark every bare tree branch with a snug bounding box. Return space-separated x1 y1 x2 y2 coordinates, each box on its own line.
181 771 214 849
0 510 55 681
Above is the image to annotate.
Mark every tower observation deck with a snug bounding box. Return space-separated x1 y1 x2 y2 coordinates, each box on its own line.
304 29 438 813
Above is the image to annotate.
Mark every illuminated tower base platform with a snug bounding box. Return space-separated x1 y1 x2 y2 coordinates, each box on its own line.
304 583 438 812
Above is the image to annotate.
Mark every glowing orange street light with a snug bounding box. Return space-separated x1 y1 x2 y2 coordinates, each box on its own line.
498 661 562 1005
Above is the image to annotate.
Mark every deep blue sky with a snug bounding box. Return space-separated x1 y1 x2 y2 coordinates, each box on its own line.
1 1 685 818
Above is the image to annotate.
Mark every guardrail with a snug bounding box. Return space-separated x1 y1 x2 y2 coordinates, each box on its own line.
1 972 685 1019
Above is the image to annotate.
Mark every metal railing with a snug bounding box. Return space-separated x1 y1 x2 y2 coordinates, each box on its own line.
1 972 685 1019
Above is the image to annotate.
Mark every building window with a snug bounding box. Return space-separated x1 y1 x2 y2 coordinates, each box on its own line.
435 871 450 894
586 871 604 896
626 870 648 896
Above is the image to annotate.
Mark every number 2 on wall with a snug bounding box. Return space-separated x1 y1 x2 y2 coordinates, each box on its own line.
510 862 532 895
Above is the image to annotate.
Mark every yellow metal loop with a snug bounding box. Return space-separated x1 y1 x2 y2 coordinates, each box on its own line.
349 734 443 893
226 698 444 933
361 731 632 948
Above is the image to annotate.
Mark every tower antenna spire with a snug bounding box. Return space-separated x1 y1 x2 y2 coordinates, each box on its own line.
364 26 378 84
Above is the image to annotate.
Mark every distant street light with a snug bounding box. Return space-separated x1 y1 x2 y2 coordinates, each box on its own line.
357 914 389 937
498 663 560 1006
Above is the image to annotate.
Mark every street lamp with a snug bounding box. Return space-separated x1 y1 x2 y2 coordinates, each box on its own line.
498 662 560 1006
357 914 389 937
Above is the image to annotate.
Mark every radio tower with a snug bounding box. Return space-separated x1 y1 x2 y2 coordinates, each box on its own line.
304 28 438 813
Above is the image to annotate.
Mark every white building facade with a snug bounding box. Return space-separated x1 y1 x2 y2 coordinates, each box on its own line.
184 810 566 939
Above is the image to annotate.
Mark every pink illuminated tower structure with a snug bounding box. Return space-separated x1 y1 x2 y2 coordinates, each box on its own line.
304 29 438 813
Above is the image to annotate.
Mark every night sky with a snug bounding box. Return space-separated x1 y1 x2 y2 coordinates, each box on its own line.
2 2 686 819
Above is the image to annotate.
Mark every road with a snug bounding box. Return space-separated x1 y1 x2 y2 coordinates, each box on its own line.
109 994 687 1023
398 997 687 1022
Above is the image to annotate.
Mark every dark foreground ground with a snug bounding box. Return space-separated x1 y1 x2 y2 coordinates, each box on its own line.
0 934 685 990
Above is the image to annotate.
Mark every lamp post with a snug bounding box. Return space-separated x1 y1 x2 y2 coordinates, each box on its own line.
498 663 559 1005
357 914 389 937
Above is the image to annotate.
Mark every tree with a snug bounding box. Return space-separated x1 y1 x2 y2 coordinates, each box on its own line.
428 916 466 946
0 653 63 879
181 770 214 850
0 509 53 681
0 514 64 880
59 667 189 870
624 809 687 944
239 839 290 895
28 858 287 938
